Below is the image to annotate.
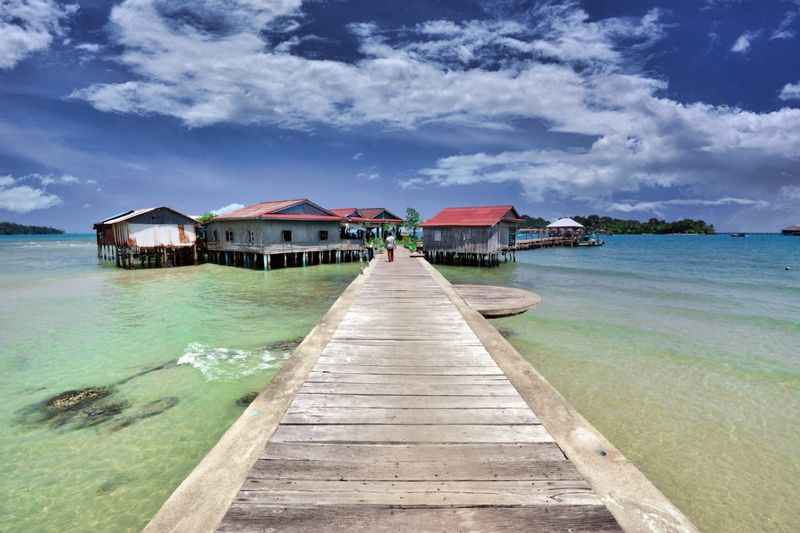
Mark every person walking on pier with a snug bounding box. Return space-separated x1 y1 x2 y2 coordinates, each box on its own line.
386 232 396 262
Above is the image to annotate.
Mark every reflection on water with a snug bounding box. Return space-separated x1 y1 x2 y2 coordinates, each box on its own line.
437 234 800 533
0 235 360 532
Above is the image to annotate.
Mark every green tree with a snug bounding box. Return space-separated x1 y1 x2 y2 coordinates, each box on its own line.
196 212 216 224
404 208 421 238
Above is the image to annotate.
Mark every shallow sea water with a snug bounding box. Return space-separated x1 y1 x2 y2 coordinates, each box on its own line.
0 235 360 532
436 234 800 533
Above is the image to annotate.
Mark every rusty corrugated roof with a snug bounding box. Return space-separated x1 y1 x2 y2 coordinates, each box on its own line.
420 205 522 227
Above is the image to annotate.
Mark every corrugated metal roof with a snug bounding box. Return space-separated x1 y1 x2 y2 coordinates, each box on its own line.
215 199 343 222
331 207 403 224
330 208 358 217
420 205 522 227
97 207 197 226
99 208 157 225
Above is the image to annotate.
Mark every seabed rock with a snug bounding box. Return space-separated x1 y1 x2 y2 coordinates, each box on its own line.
46 387 112 411
265 337 304 353
110 397 179 432
236 391 259 407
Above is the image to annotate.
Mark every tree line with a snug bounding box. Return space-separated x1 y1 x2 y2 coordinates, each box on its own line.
518 214 715 234
0 221 64 235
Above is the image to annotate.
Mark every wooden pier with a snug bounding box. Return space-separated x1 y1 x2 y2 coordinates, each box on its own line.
145 248 697 533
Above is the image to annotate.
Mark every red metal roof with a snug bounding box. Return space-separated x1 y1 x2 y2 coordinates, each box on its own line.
215 199 343 222
420 205 522 227
330 207 403 224
330 208 358 218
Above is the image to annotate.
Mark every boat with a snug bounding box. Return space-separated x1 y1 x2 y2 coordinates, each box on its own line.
577 234 605 247
731 233 746 238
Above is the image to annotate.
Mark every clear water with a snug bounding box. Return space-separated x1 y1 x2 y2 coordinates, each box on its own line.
0 234 360 532
436 234 800 533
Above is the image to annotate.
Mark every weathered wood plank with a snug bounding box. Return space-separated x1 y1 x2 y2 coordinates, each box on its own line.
291 394 529 409
300 383 519 396
282 407 537 425
312 364 505 375
261 443 567 463
250 457 579 481
271 424 553 444
218 505 623 533
306 372 509 384
234 480 599 506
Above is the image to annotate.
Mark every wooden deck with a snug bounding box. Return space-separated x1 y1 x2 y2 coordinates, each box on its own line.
216 249 622 532
454 284 542 318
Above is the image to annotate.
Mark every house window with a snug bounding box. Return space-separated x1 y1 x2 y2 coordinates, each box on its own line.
434 230 442 242
247 230 255 244
282 230 292 242
225 230 234 242
213 230 219 242
319 230 328 241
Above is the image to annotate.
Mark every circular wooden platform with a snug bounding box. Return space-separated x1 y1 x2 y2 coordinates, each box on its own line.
454 284 542 318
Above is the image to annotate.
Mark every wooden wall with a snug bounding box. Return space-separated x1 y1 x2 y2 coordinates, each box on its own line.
423 223 515 253
206 219 343 252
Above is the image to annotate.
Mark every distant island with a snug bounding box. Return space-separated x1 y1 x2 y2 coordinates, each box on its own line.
519 214 715 235
0 221 64 235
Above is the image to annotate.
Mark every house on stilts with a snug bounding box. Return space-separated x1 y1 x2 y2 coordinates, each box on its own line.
205 199 367 270
94 207 199 269
421 205 523 267
330 208 404 243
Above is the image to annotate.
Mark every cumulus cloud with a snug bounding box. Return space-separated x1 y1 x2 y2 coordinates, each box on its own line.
69 0 800 209
0 0 78 69
779 82 800 100
0 174 62 212
731 30 760 53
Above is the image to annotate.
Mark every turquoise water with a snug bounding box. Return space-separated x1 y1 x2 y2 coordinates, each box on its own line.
0 234 360 532
436 234 800 533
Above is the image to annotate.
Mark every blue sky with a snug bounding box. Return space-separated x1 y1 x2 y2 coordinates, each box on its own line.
1 0 799 232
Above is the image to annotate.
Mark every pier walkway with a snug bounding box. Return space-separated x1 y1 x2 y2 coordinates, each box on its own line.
146 247 697 533
217 249 620 532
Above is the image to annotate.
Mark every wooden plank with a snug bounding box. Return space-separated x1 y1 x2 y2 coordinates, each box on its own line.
315 355 497 367
234 480 599 506
282 407 537 425
218 504 623 533
306 372 509 384
261 443 567 463
271 424 553 443
300 383 519 396
291 394 529 409
312 364 505 375
250 457 579 481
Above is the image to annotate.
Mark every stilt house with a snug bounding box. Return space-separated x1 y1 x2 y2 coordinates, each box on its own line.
94 207 199 268
331 208 404 242
205 199 366 269
421 205 523 266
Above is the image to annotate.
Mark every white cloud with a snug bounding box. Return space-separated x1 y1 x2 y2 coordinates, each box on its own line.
211 203 244 215
780 185 800 200
604 197 769 215
731 30 760 53
0 0 78 69
779 82 800 100
356 170 380 181
23 173 83 186
0 174 62 212
771 9 798 40
352 152 364 160
75 42 102 53
69 0 800 209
